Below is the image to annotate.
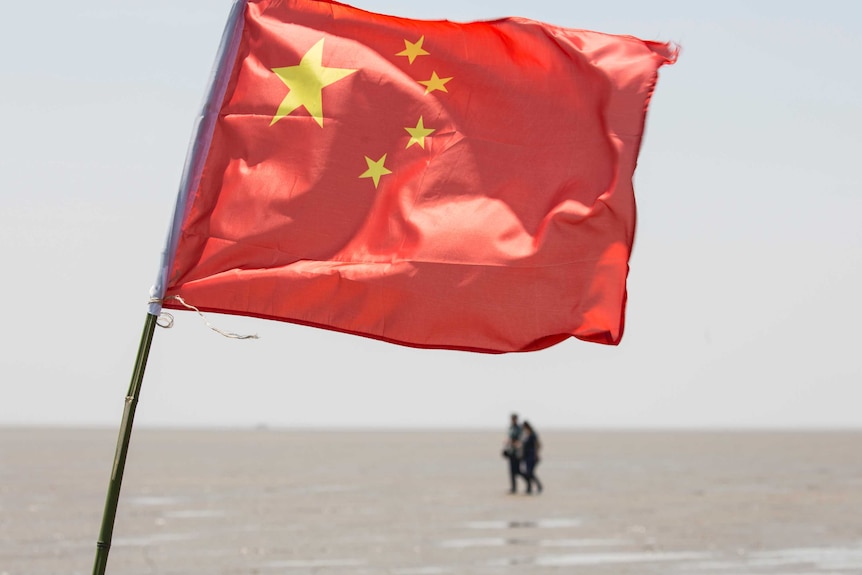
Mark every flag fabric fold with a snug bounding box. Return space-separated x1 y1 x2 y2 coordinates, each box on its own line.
158 0 677 353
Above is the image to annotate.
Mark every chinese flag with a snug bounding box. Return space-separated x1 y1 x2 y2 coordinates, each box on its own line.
160 0 677 353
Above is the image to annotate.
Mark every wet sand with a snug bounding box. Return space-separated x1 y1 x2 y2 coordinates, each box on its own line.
1 428 861 574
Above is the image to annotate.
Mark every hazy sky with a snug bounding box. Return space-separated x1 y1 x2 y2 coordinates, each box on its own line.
1 0 860 429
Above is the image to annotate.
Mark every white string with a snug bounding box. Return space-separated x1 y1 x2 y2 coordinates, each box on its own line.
149 296 259 340
156 311 175 329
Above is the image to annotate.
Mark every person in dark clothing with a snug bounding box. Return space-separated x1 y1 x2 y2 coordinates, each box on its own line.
503 413 523 493
520 420 543 494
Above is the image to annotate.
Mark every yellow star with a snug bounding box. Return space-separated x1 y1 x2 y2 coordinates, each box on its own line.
418 71 452 95
270 38 357 127
396 36 430 64
359 154 392 188
404 116 435 149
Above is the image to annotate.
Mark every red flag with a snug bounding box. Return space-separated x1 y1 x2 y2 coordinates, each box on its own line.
157 0 677 353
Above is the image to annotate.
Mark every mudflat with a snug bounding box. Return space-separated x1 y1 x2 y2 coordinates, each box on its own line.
1 428 860 574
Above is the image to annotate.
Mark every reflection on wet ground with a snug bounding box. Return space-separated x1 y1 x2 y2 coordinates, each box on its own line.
390 568 451 575
539 538 626 548
451 516 862 573
260 558 365 568
734 547 862 571
125 495 188 507
440 537 512 548
683 547 862 573
113 531 198 547
9 429 861 574
114 501 862 573
440 537 623 549
488 550 712 568
162 509 226 519
464 518 582 529
492 545 862 572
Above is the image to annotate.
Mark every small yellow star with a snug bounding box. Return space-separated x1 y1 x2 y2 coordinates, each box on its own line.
404 116 435 149
270 38 357 127
418 71 452 95
359 154 392 188
396 36 430 64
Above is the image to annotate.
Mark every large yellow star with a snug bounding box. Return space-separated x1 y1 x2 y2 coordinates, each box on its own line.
404 116 435 149
359 154 392 188
418 71 452 95
270 38 357 127
396 36 430 64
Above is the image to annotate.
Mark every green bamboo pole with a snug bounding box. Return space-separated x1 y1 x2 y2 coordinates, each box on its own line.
92 312 158 575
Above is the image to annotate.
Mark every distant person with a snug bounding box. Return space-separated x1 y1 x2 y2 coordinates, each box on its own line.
503 413 523 494
521 420 543 494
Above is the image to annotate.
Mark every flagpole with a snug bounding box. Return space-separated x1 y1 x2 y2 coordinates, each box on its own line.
92 312 158 575
90 4 247 573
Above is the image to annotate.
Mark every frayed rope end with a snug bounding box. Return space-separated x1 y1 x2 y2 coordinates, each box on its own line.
148 296 259 340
